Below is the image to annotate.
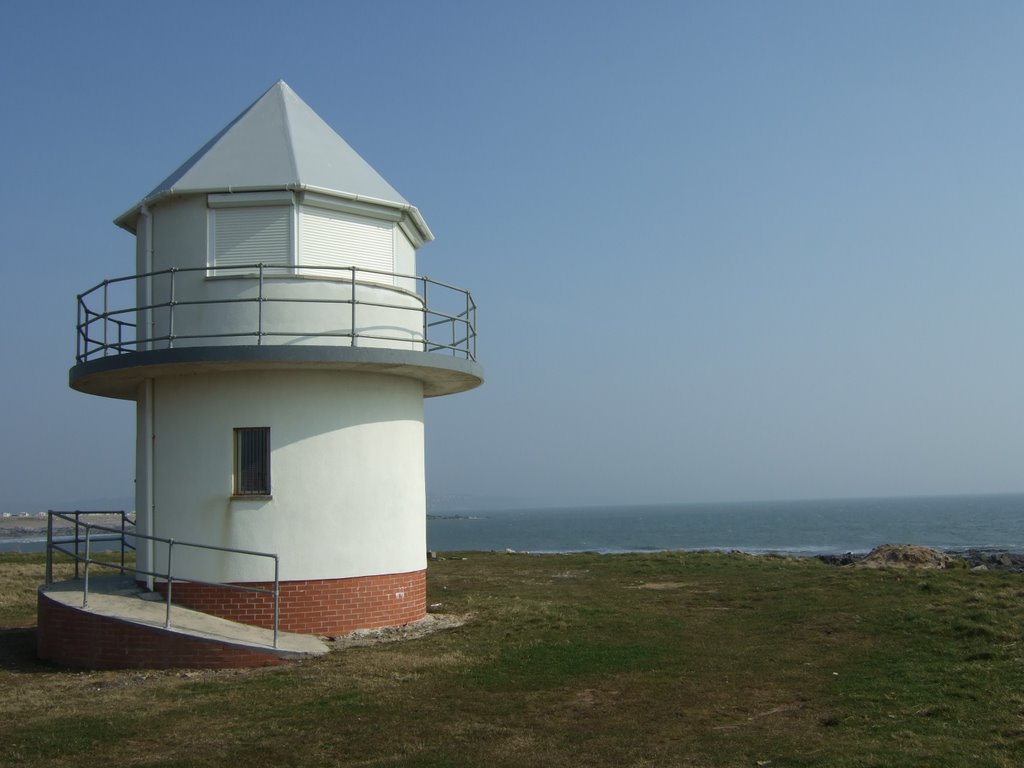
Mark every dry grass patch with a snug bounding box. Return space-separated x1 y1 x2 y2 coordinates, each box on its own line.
0 560 74 624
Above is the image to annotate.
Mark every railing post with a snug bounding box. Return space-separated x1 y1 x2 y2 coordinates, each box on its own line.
273 556 280 649
168 269 176 349
82 524 91 609
45 511 53 585
102 281 109 356
350 267 357 347
73 511 81 580
471 302 477 361
422 278 429 351
76 298 82 362
258 263 264 345
120 512 126 573
164 539 174 629
465 290 471 358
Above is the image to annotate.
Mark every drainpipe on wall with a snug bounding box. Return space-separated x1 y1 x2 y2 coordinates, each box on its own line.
140 205 156 590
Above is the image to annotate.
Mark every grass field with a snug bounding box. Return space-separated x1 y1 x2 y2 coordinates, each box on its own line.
2 550 1023 767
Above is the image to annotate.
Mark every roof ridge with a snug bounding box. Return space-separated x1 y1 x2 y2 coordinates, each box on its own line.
277 82 301 185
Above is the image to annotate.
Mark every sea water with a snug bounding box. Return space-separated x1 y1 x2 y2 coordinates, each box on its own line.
4 494 1023 556
425 494 1024 555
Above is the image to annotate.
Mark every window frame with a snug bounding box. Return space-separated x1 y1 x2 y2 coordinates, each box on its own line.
233 426 271 497
208 191 296 276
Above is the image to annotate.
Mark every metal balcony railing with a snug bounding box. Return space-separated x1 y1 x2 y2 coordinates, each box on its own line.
75 263 478 364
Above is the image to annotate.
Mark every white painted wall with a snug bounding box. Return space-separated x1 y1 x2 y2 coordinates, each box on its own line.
137 370 427 583
152 195 207 271
394 228 418 292
153 273 425 350
145 196 425 351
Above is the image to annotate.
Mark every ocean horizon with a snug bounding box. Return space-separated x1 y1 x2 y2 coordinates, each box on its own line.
425 492 1024 556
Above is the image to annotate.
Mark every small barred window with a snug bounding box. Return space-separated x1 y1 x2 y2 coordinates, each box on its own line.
234 427 271 496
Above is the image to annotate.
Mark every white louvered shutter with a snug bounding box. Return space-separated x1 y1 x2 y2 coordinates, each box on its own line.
299 206 394 284
213 207 291 269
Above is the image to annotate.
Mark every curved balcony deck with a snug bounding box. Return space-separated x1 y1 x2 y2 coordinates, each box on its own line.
71 264 483 399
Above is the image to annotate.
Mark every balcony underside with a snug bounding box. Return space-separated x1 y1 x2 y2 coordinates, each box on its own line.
70 346 484 400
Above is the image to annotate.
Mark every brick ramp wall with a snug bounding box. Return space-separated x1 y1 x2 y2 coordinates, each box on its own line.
154 569 426 636
37 591 288 670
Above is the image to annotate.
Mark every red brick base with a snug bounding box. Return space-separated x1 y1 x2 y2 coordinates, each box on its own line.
152 570 426 636
37 591 288 670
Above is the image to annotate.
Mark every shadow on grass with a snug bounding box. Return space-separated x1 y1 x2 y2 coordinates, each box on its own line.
0 627 49 672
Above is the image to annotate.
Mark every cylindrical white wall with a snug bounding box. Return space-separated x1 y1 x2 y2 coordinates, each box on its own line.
135 369 426 584
149 274 426 350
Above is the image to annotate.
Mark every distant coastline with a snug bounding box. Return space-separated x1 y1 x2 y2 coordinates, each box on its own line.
0 512 130 541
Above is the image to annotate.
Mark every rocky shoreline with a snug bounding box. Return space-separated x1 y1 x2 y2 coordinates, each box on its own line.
818 544 1024 572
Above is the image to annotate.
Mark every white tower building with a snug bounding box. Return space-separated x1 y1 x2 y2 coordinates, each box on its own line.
68 82 482 636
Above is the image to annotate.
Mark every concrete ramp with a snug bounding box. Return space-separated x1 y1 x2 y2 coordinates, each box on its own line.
38 574 328 669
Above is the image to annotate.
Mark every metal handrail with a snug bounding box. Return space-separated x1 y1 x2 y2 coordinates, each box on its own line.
43 509 134 582
75 263 477 365
45 510 281 649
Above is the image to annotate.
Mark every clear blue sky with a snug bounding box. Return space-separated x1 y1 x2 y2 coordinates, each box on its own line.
2 1 1023 512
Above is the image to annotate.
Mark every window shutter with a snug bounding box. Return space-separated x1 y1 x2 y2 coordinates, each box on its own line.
213 207 291 269
299 206 394 284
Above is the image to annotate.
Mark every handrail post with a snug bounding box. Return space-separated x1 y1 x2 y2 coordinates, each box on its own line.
350 266 357 347
102 281 109 356
422 278 429 351
45 511 53 585
168 269 176 349
258 263 264 345
465 290 471 358
164 539 174 629
73 511 81 580
273 556 280 649
120 512 126 573
76 298 82 362
82 524 91 609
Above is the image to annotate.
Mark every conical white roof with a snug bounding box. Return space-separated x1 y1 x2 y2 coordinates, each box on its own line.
115 81 431 241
